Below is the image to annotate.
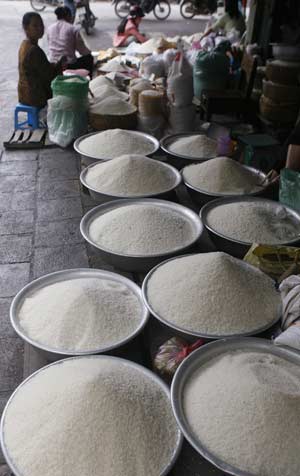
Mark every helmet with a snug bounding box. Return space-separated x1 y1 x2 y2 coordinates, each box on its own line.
129 5 145 17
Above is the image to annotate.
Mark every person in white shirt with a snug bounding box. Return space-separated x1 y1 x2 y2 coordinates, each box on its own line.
47 6 93 77
198 0 246 43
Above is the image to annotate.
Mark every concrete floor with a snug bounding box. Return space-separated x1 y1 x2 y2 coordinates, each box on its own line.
0 2 224 474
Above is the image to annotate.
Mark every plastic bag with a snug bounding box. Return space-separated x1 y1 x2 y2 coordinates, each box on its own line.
243 244 300 282
193 50 229 99
51 75 89 99
47 95 88 148
167 51 193 107
140 55 166 79
280 168 300 212
154 337 205 377
168 104 196 133
137 114 166 139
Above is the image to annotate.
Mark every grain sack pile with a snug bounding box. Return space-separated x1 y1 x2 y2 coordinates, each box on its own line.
145 252 280 335
169 134 217 158
183 157 263 194
89 204 197 255
2 357 180 476
206 201 300 244
78 129 155 159
85 155 177 196
17 276 144 351
183 350 300 476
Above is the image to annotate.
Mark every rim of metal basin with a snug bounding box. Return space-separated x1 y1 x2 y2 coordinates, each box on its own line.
80 198 203 259
1 355 183 476
74 130 160 162
80 157 182 199
171 337 300 476
10 268 149 356
201 196 300 247
142 253 281 339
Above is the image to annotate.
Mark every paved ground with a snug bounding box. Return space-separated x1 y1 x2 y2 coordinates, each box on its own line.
0 2 224 474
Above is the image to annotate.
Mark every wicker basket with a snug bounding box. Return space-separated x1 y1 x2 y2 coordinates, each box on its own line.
139 90 165 116
89 110 138 131
263 79 300 103
259 95 299 123
266 60 300 86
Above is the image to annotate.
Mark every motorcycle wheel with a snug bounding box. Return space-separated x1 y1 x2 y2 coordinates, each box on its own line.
114 0 131 18
153 0 171 20
180 0 195 19
30 0 46 11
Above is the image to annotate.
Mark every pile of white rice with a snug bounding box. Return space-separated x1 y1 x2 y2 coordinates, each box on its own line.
169 134 217 159
17 274 144 351
2 357 179 476
88 203 197 256
183 157 263 194
84 154 177 196
145 252 280 335
89 97 136 116
183 349 300 476
91 84 128 103
78 129 155 159
206 200 300 244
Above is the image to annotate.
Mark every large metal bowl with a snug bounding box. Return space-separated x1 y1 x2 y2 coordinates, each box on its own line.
142 254 281 341
10 268 149 361
74 130 160 167
182 163 268 206
80 158 182 204
171 337 300 476
201 196 300 258
80 199 203 273
0 355 183 476
160 132 218 170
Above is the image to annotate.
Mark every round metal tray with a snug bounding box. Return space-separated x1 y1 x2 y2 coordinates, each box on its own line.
171 337 300 476
1 355 183 476
182 163 268 206
160 132 218 170
142 253 281 340
80 198 203 273
74 130 160 167
201 196 300 258
80 158 182 204
10 268 149 361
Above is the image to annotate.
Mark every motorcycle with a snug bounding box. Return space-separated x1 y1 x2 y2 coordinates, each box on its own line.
112 0 171 21
76 0 96 34
179 0 217 19
30 0 62 12
30 0 96 34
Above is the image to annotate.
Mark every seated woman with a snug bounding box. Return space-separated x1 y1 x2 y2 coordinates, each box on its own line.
47 7 94 78
18 12 64 108
198 0 246 43
113 6 147 48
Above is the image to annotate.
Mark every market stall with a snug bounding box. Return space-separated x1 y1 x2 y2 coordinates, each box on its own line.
2 4 300 475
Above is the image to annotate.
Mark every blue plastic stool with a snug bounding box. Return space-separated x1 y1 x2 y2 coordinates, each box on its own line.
14 103 43 130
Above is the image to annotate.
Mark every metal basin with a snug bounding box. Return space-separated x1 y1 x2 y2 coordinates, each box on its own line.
80 198 203 273
182 163 269 206
1 355 183 476
10 268 149 361
80 158 182 204
160 132 218 170
201 197 300 258
171 337 300 476
142 254 281 341
74 130 160 167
